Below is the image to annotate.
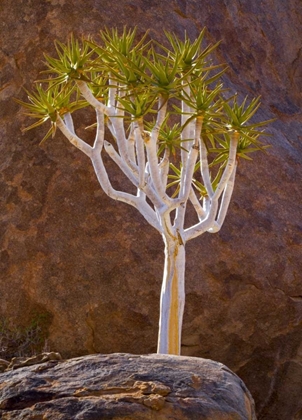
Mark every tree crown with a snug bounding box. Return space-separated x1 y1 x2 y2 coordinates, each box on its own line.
17 27 273 197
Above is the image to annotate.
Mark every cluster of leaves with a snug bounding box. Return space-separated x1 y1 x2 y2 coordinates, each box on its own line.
17 27 273 193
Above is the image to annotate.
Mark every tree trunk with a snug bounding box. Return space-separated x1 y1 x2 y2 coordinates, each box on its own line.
157 234 186 355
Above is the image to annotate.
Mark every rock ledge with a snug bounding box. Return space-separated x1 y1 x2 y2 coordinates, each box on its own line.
0 353 256 419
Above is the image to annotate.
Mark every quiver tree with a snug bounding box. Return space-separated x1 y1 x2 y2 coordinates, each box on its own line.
17 27 272 355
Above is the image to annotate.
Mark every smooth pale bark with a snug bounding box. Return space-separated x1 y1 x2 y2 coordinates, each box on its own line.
57 117 92 157
157 234 186 355
55 78 241 357
200 138 214 198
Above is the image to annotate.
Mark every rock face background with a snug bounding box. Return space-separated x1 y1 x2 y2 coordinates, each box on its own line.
0 1 301 419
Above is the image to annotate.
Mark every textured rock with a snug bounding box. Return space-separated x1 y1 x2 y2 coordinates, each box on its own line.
0 353 256 419
0 360 9 373
0 1 302 419
7 352 62 370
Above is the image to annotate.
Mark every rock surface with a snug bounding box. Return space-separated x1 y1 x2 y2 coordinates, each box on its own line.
0 1 302 419
0 353 256 420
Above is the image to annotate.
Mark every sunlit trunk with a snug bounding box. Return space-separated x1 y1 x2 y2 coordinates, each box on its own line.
157 235 186 355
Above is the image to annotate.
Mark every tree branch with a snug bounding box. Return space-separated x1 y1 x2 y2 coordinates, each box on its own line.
212 133 238 201
91 151 161 232
57 117 92 157
91 152 137 205
189 187 206 220
145 95 169 202
104 141 139 187
76 80 110 115
208 161 237 233
127 123 136 164
200 137 214 198
183 132 238 242
174 117 202 230
93 108 105 152
134 120 146 188
63 112 75 133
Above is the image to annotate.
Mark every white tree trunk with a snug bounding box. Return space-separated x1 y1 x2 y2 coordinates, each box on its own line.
157 234 186 355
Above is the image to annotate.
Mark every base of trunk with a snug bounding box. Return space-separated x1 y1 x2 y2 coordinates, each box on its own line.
157 237 185 355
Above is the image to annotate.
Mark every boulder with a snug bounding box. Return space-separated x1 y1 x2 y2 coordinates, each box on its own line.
0 353 256 420
0 1 302 419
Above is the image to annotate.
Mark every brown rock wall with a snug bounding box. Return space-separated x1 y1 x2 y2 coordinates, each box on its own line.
1 1 302 419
